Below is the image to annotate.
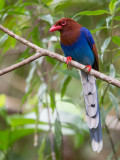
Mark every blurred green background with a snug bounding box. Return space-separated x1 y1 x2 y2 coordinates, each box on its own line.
0 0 120 159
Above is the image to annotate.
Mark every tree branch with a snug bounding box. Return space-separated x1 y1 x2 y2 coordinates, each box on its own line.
0 24 120 88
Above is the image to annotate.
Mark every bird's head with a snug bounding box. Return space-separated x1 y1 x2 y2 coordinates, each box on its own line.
49 18 81 33
50 18 82 45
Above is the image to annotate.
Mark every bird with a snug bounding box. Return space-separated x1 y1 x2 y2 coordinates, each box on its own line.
49 18 103 153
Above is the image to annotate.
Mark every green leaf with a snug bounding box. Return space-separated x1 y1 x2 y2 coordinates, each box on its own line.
91 26 107 33
106 16 113 28
9 117 47 127
112 36 120 46
0 0 5 11
37 83 47 100
114 16 120 20
0 94 6 108
112 51 120 62
0 34 8 47
55 118 62 150
26 63 36 92
61 75 72 98
73 10 109 19
108 91 119 118
101 37 111 62
40 14 53 25
109 0 117 14
50 89 56 110
38 136 46 160
9 129 36 146
59 68 80 80
32 26 41 46
109 64 115 78
0 130 9 150
115 6 120 13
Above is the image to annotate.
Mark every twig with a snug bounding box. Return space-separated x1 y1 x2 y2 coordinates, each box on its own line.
46 104 56 160
105 124 118 160
37 68 56 160
101 84 118 160
0 24 120 88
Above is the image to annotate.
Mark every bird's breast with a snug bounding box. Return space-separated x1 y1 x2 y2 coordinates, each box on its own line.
60 30 95 66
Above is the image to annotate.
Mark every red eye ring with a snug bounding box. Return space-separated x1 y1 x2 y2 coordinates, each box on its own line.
61 20 66 25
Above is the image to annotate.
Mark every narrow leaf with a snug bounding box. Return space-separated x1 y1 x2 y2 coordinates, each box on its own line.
61 76 72 98
40 14 53 25
38 137 46 160
112 51 120 62
0 34 8 47
50 89 56 110
73 10 109 19
106 16 113 28
108 92 119 118
0 0 5 10
0 94 6 108
109 0 117 14
101 37 111 62
114 16 120 20
91 26 107 33
109 64 115 78
112 36 120 46
55 118 62 150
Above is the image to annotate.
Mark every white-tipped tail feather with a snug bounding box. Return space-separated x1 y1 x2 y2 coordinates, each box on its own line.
81 71 103 153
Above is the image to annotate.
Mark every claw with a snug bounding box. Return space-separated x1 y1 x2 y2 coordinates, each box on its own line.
85 65 92 72
66 56 72 64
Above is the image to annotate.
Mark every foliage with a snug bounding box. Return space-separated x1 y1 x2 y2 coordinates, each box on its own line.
0 0 120 160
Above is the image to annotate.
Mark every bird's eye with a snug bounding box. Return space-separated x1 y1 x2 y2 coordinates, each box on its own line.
61 20 66 25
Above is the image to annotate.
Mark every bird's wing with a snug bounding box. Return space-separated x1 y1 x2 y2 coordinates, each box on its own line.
82 27 99 71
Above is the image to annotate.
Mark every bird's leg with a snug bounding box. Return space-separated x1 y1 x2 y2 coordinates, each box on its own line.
66 56 72 65
85 65 92 72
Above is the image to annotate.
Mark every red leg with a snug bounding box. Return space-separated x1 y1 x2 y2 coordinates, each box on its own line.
85 65 92 72
66 56 72 64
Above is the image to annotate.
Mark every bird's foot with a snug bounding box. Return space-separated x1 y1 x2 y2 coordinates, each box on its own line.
66 56 72 65
85 65 92 72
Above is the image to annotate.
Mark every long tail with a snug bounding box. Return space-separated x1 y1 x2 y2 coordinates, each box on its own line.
81 71 103 153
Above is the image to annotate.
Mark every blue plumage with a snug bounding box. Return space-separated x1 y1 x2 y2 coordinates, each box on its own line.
50 18 103 153
60 27 95 66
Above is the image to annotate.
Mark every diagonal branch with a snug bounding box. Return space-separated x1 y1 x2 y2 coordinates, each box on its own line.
0 24 120 88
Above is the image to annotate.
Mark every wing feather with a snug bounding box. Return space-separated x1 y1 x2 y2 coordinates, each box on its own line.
83 28 99 71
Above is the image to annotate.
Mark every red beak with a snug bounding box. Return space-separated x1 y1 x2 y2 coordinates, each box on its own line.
49 25 62 32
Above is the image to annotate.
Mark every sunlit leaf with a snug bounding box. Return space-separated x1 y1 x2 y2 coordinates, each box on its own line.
114 16 120 20
91 26 107 33
109 0 117 14
0 130 9 150
0 94 6 108
9 129 36 146
112 36 120 46
73 10 110 19
0 0 5 11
